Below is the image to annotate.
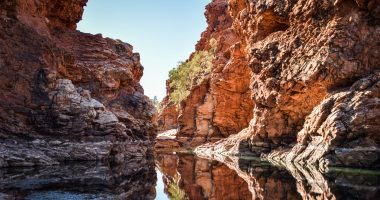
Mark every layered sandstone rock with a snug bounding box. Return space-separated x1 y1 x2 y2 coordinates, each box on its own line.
159 0 253 148
0 0 155 167
195 0 380 168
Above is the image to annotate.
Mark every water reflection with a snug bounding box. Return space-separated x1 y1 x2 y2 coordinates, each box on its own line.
156 152 380 200
0 157 156 200
0 153 378 199
155 153 252 200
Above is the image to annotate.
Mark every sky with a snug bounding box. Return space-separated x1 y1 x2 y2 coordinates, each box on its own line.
77 0 211 100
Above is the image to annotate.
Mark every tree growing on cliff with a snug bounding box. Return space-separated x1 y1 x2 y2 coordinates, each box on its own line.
168 49 214 106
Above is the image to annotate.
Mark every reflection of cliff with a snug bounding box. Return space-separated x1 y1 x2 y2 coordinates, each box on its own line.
267 158 335 200
197 154 301 200
269 158 380 200
198 152 380 200
155 153 252 200
0 158 156 199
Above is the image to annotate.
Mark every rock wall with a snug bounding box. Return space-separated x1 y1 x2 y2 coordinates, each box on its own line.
195 0 380 168
160 0 253 147
157 0 380 168
0 0 156 167
157 80 178 132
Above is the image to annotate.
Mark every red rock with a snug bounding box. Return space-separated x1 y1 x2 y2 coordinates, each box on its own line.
160 0 253 148
157 80 178 131
0 0 156 167
192 0 379 168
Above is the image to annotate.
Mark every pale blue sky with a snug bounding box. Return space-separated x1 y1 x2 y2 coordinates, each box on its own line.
77 0 211 100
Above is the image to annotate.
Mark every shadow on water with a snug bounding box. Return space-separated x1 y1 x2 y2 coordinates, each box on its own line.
0 153 379 200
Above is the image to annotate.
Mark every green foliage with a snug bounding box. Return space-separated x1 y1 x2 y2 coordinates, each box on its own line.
168 181 188 200
168 49 214 106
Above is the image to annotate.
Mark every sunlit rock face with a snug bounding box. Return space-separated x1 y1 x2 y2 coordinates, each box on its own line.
195 0 380 168
0 158 156 200
157 80 178 132
159 0 253 147
0 0 156 167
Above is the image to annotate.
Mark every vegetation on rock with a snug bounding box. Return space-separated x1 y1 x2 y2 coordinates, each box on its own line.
168 40 216 106
167 177 189 200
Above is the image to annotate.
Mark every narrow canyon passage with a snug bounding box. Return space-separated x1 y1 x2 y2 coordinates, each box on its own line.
0 0 379 200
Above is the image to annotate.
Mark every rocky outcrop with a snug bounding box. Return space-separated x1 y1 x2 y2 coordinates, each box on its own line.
267 73 380 168
194 0 380 168
0 0 155 167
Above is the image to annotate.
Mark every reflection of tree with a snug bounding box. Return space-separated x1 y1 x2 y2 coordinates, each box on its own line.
155 153 252 200
167 174 189 200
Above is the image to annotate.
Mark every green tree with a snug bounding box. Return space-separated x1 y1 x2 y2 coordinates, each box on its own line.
168 48 215 106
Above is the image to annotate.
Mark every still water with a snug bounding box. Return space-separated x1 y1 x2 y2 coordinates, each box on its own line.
0 152 379 200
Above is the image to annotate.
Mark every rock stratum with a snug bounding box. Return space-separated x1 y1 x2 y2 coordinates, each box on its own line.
159 0 380 168
0 0 156 167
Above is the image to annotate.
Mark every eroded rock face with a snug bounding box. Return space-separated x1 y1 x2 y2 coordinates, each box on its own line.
195 0 380 168
267 73 380 168
0 0 155 167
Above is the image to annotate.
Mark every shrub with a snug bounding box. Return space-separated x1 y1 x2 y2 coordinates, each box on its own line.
168 49 214 106
167 178 188 200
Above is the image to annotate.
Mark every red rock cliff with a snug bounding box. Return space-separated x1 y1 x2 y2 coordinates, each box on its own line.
196 0 380 168
160 0 380 168
159 0 253 148
0 0 156 167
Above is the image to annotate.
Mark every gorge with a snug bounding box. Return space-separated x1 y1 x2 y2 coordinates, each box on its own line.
158 0 380 169
0 0 379 199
